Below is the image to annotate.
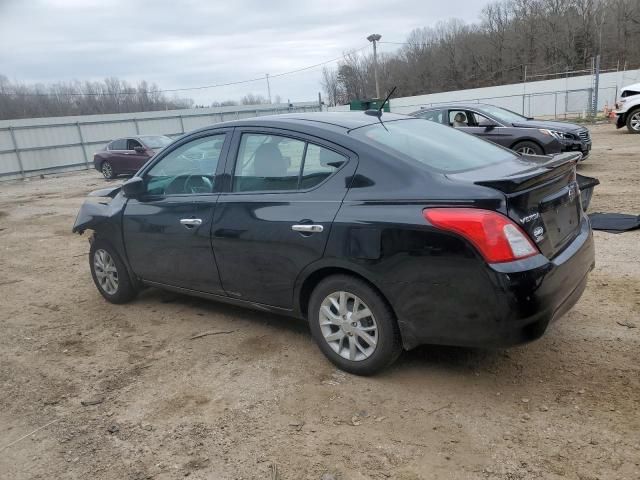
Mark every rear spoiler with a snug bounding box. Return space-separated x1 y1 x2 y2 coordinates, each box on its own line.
474 152 582 194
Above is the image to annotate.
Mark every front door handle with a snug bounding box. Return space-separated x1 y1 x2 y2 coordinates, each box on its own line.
180 218 203 228
291 224 323 233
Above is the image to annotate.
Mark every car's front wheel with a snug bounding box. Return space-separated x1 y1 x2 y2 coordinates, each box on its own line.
626 109 640 133
513 141 543 155
89 239 138 304
100 160 115 179
308 275 402 375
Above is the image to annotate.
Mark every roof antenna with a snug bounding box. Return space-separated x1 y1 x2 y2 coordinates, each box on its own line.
365 86 396 117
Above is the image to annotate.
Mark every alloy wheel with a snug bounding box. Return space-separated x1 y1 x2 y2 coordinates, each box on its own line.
630 112 640 132
319 291 378 361
101 162 113 179
517 146 536 155
94 249 119 295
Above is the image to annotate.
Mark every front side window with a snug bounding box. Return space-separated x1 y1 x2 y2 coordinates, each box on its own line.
233 133 344 192
127 139 143 150
449 110 470 127
351 119 516 173
144 134 226 195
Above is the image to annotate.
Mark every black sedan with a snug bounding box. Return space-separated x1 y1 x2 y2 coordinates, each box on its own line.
411 104 592 158
73 112 595 375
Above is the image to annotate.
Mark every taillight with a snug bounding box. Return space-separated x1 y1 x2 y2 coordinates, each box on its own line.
423 208 539 263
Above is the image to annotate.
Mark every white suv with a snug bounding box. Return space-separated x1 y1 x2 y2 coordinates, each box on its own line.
615 82 640 133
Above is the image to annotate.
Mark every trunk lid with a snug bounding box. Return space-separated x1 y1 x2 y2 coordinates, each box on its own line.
448 152 583 258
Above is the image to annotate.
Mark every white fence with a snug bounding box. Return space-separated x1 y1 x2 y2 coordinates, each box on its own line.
330 69 640 118
0 102 321 181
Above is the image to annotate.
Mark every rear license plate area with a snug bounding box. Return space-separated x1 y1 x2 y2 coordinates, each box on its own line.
539 184 581 249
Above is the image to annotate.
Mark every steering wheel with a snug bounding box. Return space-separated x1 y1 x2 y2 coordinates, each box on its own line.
183 174 212 194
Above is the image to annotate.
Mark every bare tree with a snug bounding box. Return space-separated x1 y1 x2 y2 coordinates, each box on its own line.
240 93 269 105
321 0 640 105
0 76 194 120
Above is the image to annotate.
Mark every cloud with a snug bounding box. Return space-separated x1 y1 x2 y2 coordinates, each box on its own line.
0 0 493 104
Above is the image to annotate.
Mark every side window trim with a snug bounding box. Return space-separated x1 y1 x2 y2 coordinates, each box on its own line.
295 142 309 190
222 127 350 195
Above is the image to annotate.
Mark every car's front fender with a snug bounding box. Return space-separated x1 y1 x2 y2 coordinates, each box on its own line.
72 188 125 234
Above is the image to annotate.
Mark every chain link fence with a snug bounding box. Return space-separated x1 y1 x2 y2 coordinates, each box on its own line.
392 86 622 120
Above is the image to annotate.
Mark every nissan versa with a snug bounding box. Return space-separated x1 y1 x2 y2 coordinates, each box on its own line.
72 112 595 375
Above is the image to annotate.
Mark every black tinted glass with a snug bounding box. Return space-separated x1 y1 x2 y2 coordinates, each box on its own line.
351 119 515 173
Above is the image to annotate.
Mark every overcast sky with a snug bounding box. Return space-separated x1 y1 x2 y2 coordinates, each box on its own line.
0 0 493 105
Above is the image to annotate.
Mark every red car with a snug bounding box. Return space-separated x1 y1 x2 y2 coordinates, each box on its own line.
94 135 172 179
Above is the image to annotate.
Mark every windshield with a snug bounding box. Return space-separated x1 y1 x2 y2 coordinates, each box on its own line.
351 118 516 173
479 105 529 124
140 135 172 149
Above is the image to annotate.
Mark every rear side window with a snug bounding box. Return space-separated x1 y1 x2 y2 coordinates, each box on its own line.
109 138 126 150
299 144 345 189
233 133 345 192
351 118 515 173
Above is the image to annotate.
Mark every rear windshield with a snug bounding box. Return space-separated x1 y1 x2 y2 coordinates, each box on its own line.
351 118 516 173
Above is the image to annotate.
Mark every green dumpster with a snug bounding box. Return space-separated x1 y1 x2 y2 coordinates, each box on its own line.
350 99 390 112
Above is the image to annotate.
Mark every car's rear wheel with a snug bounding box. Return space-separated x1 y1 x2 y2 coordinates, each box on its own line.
626 109 640 133
308 275 402 375
101 160 115 179
89 239 138 304
513 141 543 155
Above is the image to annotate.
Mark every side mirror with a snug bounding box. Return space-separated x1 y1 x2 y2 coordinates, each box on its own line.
122 176 145 198
134 146 146 154
484 124 497 131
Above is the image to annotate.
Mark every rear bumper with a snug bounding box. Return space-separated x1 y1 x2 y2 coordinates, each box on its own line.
396 218 595 349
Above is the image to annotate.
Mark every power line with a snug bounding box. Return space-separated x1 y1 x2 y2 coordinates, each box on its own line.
0 46 367 97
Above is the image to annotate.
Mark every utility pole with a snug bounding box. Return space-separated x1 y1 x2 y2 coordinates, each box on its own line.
265 73 272 104
367 33 382 99
522 65 527 115
592 54 600 118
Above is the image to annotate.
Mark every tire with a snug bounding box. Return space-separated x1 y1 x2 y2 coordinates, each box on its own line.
308 275 402 376
626 109 640 133
513 141 544 155
100 160 116 179
89 238 138 304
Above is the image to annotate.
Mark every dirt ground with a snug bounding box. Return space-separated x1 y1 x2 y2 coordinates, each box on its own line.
0 124 638 480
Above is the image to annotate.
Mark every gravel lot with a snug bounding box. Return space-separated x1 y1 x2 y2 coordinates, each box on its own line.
0 124 638 480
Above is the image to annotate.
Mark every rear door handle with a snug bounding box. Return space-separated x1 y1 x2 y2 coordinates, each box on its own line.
180 218 203 228
291 224 323 233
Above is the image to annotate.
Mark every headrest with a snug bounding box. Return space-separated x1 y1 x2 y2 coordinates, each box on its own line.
254 143 287 177
454 112 467 122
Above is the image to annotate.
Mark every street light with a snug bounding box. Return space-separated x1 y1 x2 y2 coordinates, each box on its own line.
367 33 382 99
